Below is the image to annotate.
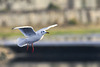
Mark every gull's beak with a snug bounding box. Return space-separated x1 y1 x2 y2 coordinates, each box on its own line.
12 27 14 30
46 32 49 34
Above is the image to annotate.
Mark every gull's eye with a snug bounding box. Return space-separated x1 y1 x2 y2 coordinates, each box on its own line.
41 31 45 34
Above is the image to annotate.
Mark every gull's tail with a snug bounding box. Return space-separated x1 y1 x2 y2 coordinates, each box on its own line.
17 38 27 47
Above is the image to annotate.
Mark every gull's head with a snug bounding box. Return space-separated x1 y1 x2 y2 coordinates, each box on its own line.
41 31 49 35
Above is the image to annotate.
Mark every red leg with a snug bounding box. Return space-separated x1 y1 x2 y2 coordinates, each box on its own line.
32 43 34 53
26 44 29 51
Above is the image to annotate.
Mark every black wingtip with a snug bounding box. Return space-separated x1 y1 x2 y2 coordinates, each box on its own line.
12 27 14 30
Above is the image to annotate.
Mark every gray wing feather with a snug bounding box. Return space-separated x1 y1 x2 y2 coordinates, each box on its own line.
13 26 36 37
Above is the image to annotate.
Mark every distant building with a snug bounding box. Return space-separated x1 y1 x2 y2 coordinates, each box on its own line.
68 0 74 9
0 0 100 11
51 0 67 10
74 0 97 9
0 0 100 26
74 0 82 9
96 0 100 8
85 0 97 9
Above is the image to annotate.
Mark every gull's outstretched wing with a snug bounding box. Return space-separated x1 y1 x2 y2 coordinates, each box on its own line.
36 24 58 32
13 26 36 37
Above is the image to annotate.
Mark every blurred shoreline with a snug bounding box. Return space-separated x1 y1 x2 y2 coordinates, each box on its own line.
1 25 100 38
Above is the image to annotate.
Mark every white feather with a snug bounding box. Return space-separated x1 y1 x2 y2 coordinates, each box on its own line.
36 24 58 32
13 24 58 47
17 38 27 47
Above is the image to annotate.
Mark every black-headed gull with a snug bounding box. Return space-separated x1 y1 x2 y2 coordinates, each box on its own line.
13 24 57 52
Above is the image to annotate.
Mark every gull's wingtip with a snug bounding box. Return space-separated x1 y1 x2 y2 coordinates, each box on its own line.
12 27 17 30
53 24 58 26
55 24 58 26
12 27 15 30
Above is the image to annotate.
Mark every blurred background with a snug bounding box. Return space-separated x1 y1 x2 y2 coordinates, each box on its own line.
0 0 100 67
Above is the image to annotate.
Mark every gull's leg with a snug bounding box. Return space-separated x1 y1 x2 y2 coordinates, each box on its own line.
32 43 34 53
26 44 29 51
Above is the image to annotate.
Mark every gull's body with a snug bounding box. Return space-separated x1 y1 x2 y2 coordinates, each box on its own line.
13 24 57 52
25 34 43 45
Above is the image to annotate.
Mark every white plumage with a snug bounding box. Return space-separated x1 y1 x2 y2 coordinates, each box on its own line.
13 24 57 52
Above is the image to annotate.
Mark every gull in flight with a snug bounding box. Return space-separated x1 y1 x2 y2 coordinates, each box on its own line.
13 24 57 53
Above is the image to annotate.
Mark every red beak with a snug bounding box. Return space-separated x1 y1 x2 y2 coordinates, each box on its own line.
46 32 49 34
